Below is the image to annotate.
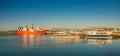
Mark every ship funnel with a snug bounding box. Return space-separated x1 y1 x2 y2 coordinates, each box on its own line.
25 24 29 28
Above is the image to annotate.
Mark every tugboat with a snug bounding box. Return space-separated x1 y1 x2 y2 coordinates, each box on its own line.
16 24 46 35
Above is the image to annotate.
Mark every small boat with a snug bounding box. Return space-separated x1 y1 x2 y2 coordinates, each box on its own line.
53 33 73 36
52 31 73 36
86 31 112 39
16 24 46 35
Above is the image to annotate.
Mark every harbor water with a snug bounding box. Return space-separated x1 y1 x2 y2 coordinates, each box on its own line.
0 35 120 56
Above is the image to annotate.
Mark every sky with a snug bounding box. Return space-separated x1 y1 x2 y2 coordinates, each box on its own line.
0 0 120 30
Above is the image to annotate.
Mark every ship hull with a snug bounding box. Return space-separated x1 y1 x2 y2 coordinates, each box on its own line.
85 34 110 39
16 30 46 35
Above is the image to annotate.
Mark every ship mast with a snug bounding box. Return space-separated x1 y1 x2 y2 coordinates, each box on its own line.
32 24 34 29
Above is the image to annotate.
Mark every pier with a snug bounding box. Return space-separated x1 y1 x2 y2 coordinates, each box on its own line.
112 32 120 39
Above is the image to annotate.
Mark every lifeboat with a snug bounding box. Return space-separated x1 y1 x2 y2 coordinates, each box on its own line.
16 24 46 35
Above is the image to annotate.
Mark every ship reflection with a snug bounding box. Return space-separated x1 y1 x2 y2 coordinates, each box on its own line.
87 39 112 46
51 35 84 47
51 35 113 47
19 35 45 48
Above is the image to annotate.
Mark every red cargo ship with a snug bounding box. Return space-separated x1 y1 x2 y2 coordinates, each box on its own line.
16 24 46 35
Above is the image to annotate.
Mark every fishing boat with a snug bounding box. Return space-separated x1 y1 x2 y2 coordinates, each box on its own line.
16 24 46 35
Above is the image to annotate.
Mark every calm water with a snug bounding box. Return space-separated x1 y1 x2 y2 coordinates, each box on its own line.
0 35 120 56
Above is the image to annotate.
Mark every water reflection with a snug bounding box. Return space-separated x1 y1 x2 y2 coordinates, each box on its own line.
17 35 117 48
51 35 113 47
51 35 84 47
87 39 112 46
18 35 45 48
